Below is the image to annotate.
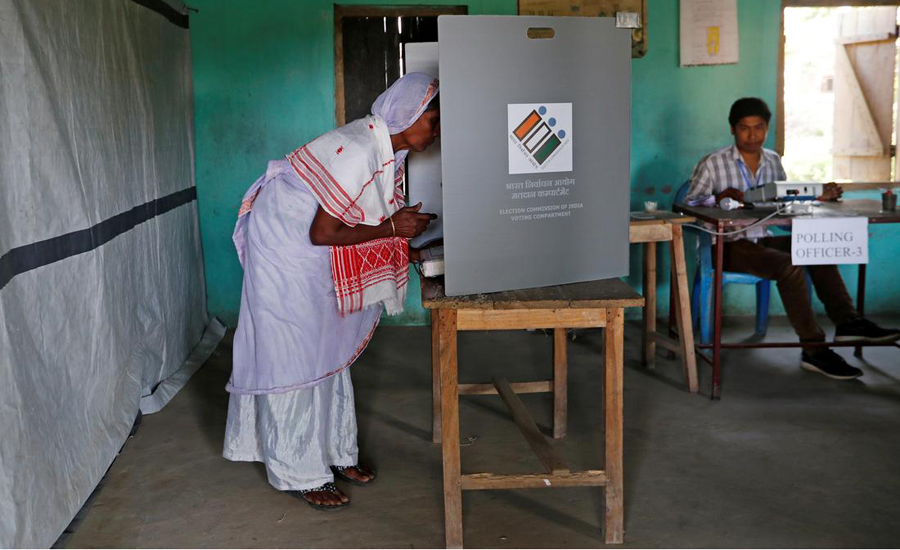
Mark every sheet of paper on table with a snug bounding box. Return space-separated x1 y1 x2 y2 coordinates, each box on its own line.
679 0 738 67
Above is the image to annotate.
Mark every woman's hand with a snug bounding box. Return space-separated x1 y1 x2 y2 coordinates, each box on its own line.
309 203 436 247
389 203 437 238
310 206 393 246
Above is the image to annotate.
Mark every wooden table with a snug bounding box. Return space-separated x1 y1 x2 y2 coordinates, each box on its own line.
423 278 644 548
674 199 900 399
629 212 699 393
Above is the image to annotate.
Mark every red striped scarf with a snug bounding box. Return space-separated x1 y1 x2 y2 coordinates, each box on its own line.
286 116 409 316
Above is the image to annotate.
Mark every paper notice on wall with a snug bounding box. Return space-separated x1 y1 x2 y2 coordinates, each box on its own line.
791 217 869 266
679 0 738 67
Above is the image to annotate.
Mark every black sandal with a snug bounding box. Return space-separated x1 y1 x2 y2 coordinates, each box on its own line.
289 482 349 511
331 464 378 486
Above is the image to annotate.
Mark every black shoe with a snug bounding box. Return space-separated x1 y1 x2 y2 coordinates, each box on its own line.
800 349 863 380
834 318 900 343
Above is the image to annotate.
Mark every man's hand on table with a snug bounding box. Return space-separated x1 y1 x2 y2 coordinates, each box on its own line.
715 188 744 204
817 182 843 202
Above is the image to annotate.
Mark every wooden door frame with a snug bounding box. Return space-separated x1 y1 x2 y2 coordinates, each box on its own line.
333 4 467 126
777 0 900 167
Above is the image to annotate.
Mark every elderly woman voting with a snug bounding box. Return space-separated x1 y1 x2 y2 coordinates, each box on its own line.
224 73 440 510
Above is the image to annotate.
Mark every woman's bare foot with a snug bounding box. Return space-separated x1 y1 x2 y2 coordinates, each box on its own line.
291 482 349 510
304 488 349 507
332 464 377 485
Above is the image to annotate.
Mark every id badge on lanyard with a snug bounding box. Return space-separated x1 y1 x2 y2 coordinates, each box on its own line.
738 160 762 190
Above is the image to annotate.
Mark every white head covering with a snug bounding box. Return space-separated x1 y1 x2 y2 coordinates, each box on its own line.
236 73 440 318
372 73 438 168
372 72 439 145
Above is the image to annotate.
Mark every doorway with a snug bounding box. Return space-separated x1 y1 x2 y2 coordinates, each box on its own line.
781 4 899 183
333 5 466 127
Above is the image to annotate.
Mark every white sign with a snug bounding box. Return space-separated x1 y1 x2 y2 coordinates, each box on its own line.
679 0 739 67
507 103 572 175
792 217 868 265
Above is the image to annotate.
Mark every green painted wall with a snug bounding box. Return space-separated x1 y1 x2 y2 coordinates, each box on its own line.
191 0 515 327
627 0 899 320
626 0 780 319
192 0 897 328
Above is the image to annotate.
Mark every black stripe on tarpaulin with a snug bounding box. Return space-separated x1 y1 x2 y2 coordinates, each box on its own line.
128 0 189 29
0 187 197 291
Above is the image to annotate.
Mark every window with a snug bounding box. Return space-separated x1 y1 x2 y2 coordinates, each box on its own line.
779 2 899 183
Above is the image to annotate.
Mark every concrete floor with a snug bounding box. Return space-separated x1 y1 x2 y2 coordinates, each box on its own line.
64 317 900 548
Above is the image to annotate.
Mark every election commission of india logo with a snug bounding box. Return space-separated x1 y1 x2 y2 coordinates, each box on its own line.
507 103 573 175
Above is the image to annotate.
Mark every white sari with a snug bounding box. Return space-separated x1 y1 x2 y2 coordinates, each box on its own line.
224 73 438 491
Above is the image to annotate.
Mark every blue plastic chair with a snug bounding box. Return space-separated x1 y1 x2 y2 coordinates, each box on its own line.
674 182 771 344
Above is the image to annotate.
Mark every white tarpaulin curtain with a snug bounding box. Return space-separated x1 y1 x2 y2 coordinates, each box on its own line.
0 0 211 546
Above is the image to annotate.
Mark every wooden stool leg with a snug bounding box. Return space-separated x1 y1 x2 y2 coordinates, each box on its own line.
438 309 463 549
432 309 442 444
669 224 699 394
604 308 625 544
642 242 657 367
553 328 568 439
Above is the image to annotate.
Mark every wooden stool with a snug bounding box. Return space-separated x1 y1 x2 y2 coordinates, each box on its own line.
424 278 644 548
629 216 699 393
